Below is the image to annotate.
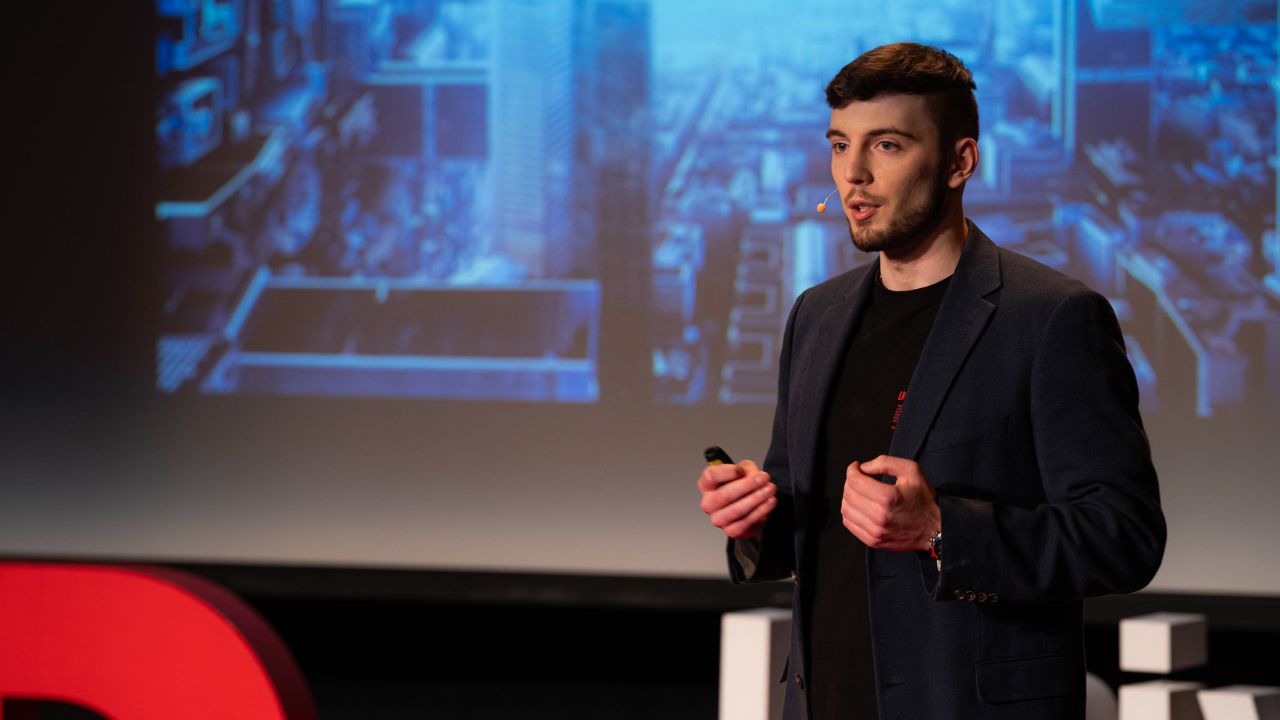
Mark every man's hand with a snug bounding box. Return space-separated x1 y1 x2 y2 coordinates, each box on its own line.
697 459 777 541
841 455 941 552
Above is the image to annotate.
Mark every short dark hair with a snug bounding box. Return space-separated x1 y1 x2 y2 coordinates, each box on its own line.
825 42 979 147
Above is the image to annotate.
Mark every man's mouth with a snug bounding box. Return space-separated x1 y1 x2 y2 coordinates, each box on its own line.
849 203 879 222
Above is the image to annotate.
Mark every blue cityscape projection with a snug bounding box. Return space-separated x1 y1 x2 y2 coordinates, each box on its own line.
156 0 1279 417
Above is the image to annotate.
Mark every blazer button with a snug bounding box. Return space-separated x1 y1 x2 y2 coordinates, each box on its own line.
964 591 976 602
976 592 988 603
988 593 999 604
953 589 965 600
795 674 805 690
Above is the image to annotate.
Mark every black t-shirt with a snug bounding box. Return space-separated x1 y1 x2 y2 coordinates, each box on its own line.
805 272 950 720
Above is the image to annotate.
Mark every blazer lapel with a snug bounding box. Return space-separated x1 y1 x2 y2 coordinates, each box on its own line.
791 260 878 495
888 222 1003 463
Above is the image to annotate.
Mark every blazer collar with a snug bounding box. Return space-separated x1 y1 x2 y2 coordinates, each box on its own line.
790 259 878 495
791 220 1002 493
887 219 1002 460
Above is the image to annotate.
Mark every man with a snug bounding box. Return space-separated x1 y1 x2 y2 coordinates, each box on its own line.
697 43 1165 719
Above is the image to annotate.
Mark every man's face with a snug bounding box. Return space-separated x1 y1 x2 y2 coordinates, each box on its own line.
827 94 950 255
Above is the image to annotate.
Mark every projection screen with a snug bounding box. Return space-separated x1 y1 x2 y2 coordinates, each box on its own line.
3 0 1278 596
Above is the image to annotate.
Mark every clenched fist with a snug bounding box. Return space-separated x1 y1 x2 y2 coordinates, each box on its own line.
841 455 941 552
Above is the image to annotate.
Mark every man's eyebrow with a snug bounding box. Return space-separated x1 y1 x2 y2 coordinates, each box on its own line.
824 127 920 141
867 126 919 140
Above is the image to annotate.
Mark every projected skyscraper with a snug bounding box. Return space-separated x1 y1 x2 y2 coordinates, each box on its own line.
492 0 575 279
592 0 654 402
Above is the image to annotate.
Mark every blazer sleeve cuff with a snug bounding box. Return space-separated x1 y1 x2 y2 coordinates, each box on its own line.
726 501 795 584
924 493 999 603
729 538 762 583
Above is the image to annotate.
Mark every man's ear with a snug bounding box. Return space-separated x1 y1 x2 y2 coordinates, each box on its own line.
947 137 979 189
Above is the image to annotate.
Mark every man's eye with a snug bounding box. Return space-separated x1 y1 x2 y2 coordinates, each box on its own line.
876 140 899 151
832 142 849 153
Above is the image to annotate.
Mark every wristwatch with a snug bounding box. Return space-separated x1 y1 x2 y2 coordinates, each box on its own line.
928 531 943 571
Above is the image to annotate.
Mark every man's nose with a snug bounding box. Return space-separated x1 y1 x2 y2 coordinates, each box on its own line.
841 150 871 186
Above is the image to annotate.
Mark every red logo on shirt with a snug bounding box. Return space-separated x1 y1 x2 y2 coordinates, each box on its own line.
891 390 907 430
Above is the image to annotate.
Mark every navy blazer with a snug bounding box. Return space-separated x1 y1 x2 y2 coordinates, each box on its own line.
729 222 1166 719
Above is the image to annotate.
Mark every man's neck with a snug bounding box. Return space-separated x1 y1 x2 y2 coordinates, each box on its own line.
878 213 968 291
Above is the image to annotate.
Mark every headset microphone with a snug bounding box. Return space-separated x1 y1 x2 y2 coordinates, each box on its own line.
816 188 838 213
